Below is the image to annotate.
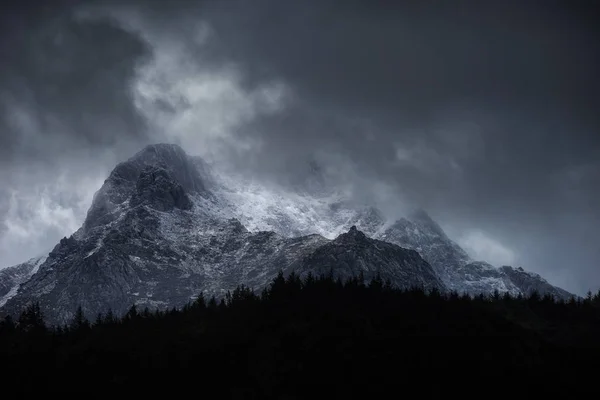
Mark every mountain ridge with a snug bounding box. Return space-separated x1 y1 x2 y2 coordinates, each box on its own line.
0 143 573 324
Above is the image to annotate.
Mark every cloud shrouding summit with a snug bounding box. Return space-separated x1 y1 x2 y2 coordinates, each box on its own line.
0 0 598 294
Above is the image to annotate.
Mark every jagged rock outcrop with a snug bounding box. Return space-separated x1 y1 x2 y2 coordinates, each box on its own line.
83 144 206 233
297 226 443 291
130 165 192 211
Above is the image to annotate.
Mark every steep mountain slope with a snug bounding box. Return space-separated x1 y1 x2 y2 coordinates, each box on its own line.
363 214 571 299
0 255 47 308
0 144 444 325
376 212 471 279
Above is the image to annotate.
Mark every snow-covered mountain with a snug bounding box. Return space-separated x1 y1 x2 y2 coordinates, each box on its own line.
208 158 571 299
0 144 572 324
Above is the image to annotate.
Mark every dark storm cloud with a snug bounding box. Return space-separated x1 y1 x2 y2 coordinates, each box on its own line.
187 2 600 230
1 0 599 293
0 0 151 165
138 1 598 181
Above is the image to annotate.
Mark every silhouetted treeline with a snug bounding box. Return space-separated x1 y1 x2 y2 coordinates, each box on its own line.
2 272 600 397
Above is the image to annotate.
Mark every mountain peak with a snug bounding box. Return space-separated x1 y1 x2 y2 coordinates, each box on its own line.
338 225 368 242
133 143 186 162
128 143 205 194
83 143 204 232
142 143 185 152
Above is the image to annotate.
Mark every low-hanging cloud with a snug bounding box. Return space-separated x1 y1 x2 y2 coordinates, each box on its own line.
457 230 516 268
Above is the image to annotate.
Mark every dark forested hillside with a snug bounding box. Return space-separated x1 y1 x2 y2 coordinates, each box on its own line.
1 273 599 397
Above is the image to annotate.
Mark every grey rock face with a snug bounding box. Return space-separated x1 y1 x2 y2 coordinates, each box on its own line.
377 214 472 283
336 206 474 291
453 261 521 296
297 226 444 291
127 143 206 194
498 266 573 300
83 143 205 233
0 255 47 308
130 166 192 211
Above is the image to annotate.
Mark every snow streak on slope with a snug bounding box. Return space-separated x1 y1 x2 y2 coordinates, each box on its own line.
210 169 358 239
0 254 47 307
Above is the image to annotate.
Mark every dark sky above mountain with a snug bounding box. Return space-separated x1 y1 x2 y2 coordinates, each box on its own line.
0 0 598 294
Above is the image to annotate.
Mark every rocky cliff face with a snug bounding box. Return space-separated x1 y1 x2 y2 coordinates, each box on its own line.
0 143 573 325
297 226 443 291
81 144 207 234
376 212 472 283
498 266 573 299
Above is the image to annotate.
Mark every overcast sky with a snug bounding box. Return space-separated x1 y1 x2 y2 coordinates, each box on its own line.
1 0 598 294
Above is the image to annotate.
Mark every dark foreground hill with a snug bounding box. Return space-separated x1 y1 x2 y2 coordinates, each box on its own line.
1 273 598 397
